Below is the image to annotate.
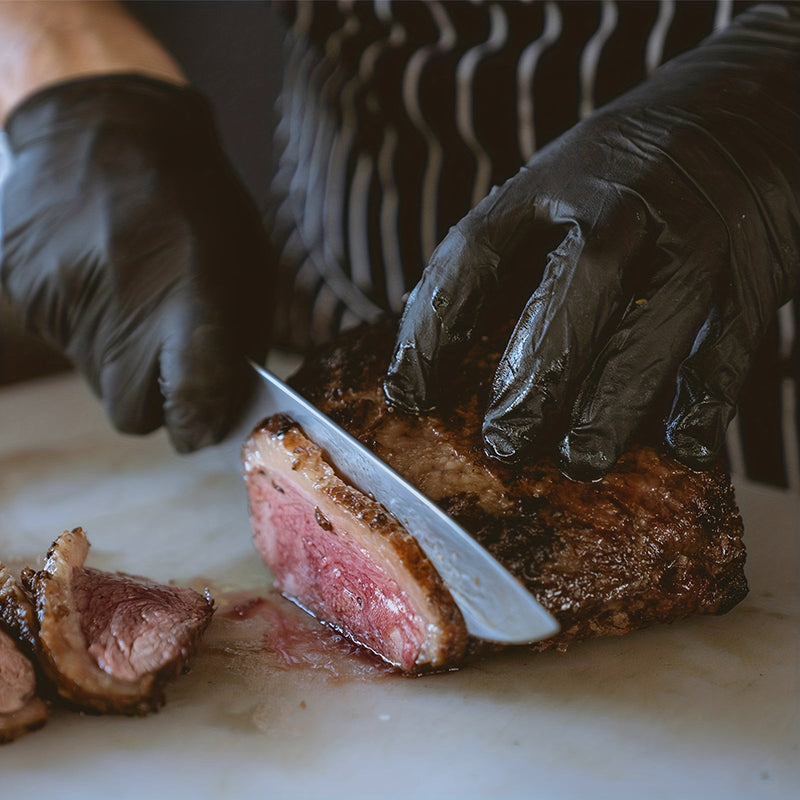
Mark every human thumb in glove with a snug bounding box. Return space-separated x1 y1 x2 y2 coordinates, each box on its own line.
385 4 800 481
1 74 274 452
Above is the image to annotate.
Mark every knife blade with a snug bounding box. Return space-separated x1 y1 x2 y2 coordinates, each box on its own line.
221 359 559 644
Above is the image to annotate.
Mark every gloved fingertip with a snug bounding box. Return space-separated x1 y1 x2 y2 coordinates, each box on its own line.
382 375 427 413
665 430 718 471
164 383 247 454
171 428 207 453
557 431 615 482
665 419 720 470
665 400 731 471
482 388 551 463
101 365 165 439
482 419 535 464
168 415 226 454
384 344 434 413
483 430 519 463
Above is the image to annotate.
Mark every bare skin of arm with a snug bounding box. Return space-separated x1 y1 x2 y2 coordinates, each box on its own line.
0 0 186 122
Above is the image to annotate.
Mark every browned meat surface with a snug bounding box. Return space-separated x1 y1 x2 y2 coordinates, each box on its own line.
0 562 38 653
0 563 48 743
0 626 48 744
245 317 748 672
14 528 214 715
244 415 468 672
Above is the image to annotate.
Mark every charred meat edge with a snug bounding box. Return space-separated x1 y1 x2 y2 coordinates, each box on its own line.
0 562 38 653
24 528 214 716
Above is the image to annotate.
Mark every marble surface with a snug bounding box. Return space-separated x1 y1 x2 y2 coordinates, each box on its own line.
0 371 798 799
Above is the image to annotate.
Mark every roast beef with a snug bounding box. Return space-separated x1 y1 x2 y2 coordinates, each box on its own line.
244 318 748 673
2 528 214 716
0 625 48 744
0 563 47 743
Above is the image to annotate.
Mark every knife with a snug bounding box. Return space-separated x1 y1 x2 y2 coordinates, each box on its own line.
219 359 560 645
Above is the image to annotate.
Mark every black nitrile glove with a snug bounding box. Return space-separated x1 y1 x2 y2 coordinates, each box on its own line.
385 4 800 481
1 74 273 452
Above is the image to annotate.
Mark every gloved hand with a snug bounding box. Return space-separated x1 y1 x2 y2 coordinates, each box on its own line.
385 4 800 481
1 74 273 452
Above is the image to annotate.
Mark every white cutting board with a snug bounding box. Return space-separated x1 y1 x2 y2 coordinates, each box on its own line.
0 371 797 800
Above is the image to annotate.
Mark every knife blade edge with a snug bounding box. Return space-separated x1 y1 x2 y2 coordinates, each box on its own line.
241 360 559 644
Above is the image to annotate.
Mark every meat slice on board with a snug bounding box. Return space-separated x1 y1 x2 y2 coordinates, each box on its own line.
1 528 214 718
0 625 48 744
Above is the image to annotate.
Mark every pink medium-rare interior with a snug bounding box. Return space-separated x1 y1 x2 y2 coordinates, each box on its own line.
71 567 209 682
0 628 36 714
249 467 430 671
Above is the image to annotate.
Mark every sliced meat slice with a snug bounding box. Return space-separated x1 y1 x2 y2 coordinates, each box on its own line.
24 527 214 715
243 414 468 673
0 626 48 744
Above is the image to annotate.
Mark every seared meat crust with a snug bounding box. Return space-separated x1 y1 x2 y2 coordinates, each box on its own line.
287 318 748 657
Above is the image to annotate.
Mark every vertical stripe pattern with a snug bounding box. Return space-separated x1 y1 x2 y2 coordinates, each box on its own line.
267 0 795 488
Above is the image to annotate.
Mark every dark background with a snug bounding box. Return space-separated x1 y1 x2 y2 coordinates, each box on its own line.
127 0 285 213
